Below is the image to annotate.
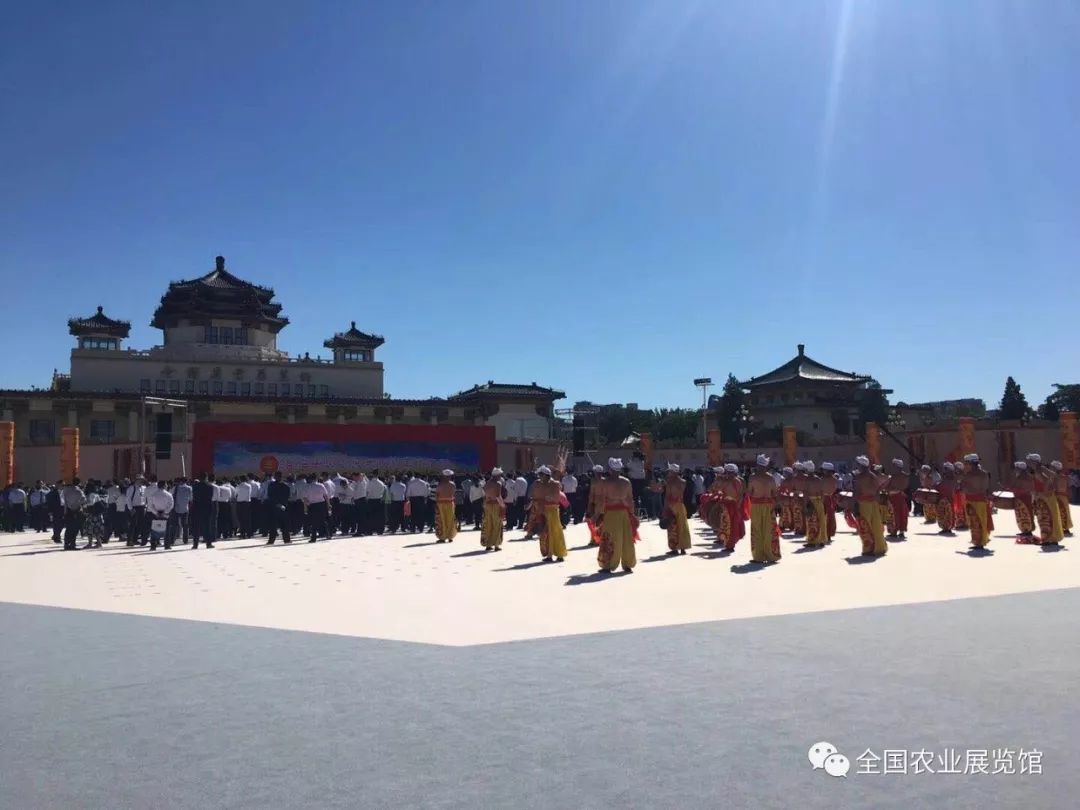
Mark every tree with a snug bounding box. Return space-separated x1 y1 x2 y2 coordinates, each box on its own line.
998 376 1032 421
713 373 749 444
1037 383 1080 421
858 379 889 432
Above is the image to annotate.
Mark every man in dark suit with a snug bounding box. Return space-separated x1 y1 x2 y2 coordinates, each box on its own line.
266 471 292 544
191 472 215 549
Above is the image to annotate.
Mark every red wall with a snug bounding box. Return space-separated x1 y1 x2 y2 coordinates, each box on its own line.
192 422 497 475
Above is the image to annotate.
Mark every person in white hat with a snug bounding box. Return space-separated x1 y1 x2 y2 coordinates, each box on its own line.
662 463 691 556
789 463 810 538
1011 460 1037 540
595 457 637 574
852 454 888 556
707 464 746 551
932 463 959 535
746 454 780 563
917 464 939 524
820 462 840 541
958 453 993 549
1049 461 1073 537
532 463 568 562
434 470 458 543
777 465 796 534
1026 455 1065 544
481 468 506 552
801 461 828 548
883 458 909 540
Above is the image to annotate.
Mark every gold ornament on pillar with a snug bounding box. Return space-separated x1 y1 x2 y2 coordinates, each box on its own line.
640 432 654 471
60 427 80 482
958 416 976 459
782 426 797 466
1061 411 1079 469
865 422 881 466
706 429 722 467
0 421 14 486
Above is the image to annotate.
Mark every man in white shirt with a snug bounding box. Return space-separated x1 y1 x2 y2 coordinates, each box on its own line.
212 478 231 541
469 477 486 530
349 473 368 535
388 475 407 532
560 471 579 526
303 474 331 542
172 477 193 545
126 476 148 546
8 484 27 532
146 481 175 550
511 473 528 530
234 476 253 538
366 473 387 535
405 474 430 533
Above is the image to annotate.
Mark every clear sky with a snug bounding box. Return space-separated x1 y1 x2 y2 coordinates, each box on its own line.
2 1 1077 410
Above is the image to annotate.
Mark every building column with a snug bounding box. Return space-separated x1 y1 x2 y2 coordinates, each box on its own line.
337 414 345 425
67 408 78 428
128 410 139 442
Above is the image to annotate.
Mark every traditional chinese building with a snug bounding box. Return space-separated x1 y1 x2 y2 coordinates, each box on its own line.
0 256 563 481
737 344 886 441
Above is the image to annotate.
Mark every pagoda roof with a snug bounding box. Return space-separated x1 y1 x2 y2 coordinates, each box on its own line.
739 345 871 388
68 306 131 338
448 381 565 401
323 321 385 350
151 256 289 333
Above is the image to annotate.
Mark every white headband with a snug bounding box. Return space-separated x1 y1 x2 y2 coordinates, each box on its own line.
803 461 816 472
667 463 680 472
724 463 739 473
608 458 623 471
756 454 770 467
592 465 604 473
892 458 904 467
1014 461 1027 470
536 465 552 476
821 462 834 471
491 467 504 476
1026 453 1041 463
1050 460 1063 470
442 469 454 477
855 455 870 467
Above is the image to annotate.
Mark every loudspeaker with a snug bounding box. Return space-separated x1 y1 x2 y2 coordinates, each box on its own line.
572 415 585 453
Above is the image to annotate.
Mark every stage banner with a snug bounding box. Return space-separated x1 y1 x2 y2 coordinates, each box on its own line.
706 429 721 467
60 427 80 482
1061 411 1079 469
865 422 881 465
640 432 654 471
0 421 13 486
782 426 797 466
214 439 485 477
958 417 976 459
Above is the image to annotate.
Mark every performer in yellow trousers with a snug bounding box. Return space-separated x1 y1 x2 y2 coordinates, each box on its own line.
748 454 780 563
434 469 458 543
960 454 992 549
596 458 636 573
663 463 691 556
803 462 828 547
480 467 505 551
854 455 888 556
1028 454 1064 545
1051 461 1074 537
532 465 568 562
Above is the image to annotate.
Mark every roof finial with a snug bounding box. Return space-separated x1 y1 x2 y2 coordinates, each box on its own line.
215 255 225 271
96 305 103 314
797 343 805 356
351 321 356 329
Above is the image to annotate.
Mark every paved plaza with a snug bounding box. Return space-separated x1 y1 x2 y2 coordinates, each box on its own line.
2 507 1079 808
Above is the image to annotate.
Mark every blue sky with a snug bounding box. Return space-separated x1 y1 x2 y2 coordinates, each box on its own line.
2 0 1077 410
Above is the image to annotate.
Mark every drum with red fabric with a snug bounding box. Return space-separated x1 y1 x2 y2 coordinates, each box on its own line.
992 492 1016 510
913 488 940 505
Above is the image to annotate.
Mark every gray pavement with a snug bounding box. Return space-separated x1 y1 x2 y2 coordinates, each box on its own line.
2 589 1078 809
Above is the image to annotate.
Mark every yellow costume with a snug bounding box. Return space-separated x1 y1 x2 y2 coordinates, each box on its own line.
1035 493 1064 544
856 496 887 556
480 500 503 549
597 504 635 571
539 502 568 559
435 498 457 542
666 500 691 552
805 496 827 546
1057 494 1073 534
749 498 780 563
966 495 991 548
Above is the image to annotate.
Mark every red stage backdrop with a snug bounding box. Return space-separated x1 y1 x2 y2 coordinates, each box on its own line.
192 422 497 476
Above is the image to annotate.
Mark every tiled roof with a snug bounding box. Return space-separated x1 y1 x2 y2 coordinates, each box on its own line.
67 306 131 338
151 256 288 332
0 389 449 407
448 382 565 400
172 256 273 293
323 322 385 350
739 345 870 388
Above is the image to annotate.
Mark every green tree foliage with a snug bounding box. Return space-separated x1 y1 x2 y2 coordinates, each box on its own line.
858 379 890 432
1036 383 1080 421
998 376 1032 420
711 374 749 444
581 402 701 445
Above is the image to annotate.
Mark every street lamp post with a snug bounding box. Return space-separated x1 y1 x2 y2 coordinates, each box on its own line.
693 377 713 444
